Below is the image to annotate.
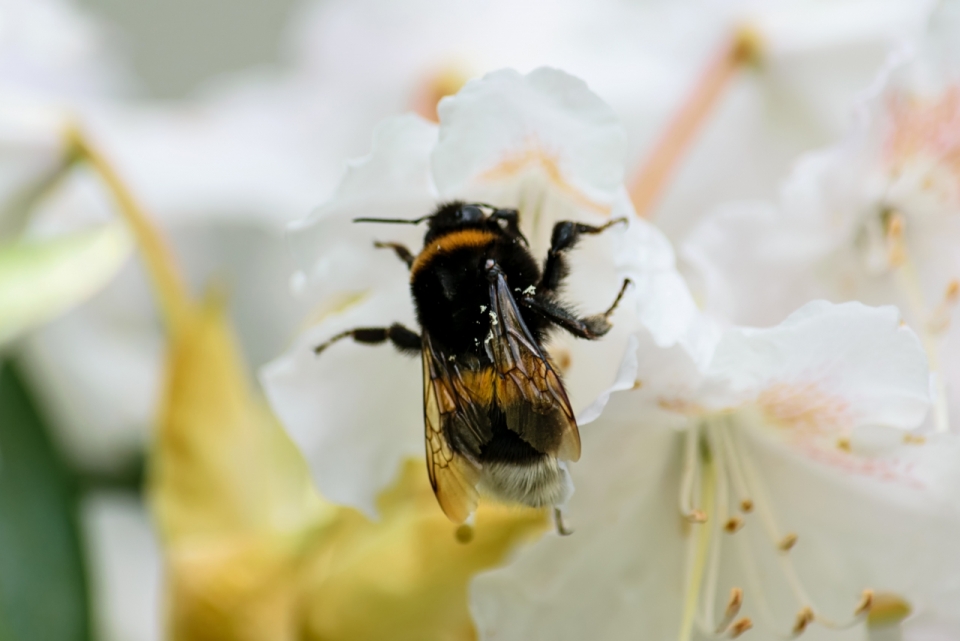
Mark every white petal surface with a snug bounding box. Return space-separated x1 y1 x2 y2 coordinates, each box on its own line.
261 287 420 518
287 114 437 302
706 301 930 431
433 67 625 251
473 402 685 641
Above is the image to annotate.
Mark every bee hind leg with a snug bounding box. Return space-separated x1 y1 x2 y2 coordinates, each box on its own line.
314 323 421 356
553 507 573 536
520 280 632 341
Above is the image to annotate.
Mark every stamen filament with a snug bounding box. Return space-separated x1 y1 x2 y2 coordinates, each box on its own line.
699 425 730 634
730 430 817 610
679 457 715 641
886 213 950 432
680 423 707 522
718 421 754 514
630 27 762 218
894 249 950 433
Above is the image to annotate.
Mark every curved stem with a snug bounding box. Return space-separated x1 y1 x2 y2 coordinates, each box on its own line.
68 127 191 331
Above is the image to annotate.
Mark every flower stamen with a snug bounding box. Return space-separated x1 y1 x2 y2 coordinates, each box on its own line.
728 618 753 638
714 588 744 634
778 533 799 552
724 517 744 533
791 607 815 637
927 278 960 334
680 423 707 523
718 424 754 516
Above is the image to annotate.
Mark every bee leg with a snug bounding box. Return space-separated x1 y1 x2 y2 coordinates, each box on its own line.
553 507 573 536
373 241 415 268
313 323 421 356
521 295 610 339
538 218 628 294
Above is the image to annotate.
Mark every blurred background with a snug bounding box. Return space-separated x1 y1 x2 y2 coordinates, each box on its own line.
0 0 931 639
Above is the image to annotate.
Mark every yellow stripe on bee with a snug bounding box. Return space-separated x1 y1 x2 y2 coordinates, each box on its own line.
410 229 498 278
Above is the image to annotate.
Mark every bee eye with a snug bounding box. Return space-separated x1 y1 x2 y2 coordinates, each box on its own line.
460 205 483 222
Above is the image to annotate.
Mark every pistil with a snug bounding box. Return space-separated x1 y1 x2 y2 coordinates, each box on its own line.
629 27 763 218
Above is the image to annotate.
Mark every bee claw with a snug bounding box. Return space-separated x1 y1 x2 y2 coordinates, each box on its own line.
554 508 574 536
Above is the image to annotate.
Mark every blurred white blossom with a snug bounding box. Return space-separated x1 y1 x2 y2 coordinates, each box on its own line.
684 0 960 429
286 0 933 240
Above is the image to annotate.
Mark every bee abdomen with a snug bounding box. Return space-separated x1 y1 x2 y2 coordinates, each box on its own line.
480 457 573 508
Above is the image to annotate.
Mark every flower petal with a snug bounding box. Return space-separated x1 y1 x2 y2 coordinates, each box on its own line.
286 114 438 302
432 67 625 251
706 301 930 432
472 395 685 640
261 287 421 518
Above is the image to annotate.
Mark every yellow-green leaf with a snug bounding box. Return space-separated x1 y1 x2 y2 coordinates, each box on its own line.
0 223 132 345
150 299 548 641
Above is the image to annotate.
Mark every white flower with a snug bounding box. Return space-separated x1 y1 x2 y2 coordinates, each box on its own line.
287 0 932 241
261 68 703 517
472 301 960 640
684 0 960 429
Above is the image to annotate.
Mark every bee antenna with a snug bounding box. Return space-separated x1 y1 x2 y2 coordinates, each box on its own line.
352 215 431 225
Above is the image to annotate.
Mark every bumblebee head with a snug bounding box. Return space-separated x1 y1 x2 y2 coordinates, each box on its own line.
425 202 528 245
353 201 528 245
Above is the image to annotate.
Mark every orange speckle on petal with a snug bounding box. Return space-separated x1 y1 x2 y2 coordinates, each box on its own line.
757 382 853 436
481 139 612 215
885 87 960 193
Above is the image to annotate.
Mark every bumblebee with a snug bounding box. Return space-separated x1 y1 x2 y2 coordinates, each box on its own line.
314 202 629 533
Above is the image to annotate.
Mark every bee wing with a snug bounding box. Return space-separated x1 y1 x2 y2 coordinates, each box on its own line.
486 270 581 462
422 333 482 523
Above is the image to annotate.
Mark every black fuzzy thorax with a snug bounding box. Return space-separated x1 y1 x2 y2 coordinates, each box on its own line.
411 227 545 360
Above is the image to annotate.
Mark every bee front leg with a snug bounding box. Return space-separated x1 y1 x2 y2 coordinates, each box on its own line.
374 241 415 269
314 323 421 356
538 218 627 294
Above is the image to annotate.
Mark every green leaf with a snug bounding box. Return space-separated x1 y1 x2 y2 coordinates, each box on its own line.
0 223 132 345
0 363 91 641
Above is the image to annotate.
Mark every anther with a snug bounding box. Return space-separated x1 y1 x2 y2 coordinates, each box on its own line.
885 211 906 266
729 617 753 638
739 499 753 513
903 433 926 445
854 589 874 616
836 437 851 453
792 607 814 636
724 517 744 533
778 533 798 552
686 509 708 523
928 279 960 334
715 588 744 633
946 280 960 304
